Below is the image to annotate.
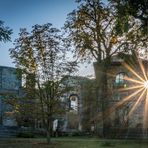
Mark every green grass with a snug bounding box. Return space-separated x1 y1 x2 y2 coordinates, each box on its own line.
0 138 147 148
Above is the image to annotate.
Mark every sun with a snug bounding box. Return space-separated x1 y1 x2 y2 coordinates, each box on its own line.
144 80 148 89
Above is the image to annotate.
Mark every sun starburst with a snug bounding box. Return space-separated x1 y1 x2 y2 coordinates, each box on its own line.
103 56 148 129
116 57 148 128
144 80 148 89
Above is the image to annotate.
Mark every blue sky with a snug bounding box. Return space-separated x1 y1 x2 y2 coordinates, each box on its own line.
0 0 98 76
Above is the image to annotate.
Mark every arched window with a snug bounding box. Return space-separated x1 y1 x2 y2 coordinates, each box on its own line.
69 94 78 111
115 73 126 84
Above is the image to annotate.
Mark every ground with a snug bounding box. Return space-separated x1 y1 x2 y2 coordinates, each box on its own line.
0 138 148 148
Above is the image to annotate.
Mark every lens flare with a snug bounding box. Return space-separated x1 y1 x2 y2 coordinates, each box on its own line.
144 80 148 89
120 58 148 128
103 57 148 129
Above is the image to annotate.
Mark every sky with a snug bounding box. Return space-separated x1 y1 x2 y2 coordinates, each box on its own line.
0 0 95 76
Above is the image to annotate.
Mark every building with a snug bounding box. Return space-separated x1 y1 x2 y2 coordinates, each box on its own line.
106 55 148 129
0 66 22 126
93 55 148 137
54 76 91 133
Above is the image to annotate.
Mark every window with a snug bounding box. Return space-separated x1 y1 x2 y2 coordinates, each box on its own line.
115 73 126 84
69 94 78 111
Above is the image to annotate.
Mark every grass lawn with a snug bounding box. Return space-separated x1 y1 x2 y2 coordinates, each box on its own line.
0 137 148 148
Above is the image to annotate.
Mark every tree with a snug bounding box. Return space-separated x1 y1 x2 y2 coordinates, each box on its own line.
109 0 148 58
80 78 98 133
0 20 12 42
4 95 38 128
109 0 148 34
9 23 77 143
64 0 145 136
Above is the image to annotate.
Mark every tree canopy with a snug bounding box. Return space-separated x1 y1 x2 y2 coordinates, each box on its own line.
64 0 144 64
109 0 148 34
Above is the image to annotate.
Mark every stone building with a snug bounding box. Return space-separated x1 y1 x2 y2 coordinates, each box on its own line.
54 76 91 133
106 55 148 129
0 66 22 126
91 55 148 138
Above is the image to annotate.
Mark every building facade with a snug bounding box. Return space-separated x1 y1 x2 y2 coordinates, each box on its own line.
54 76 90 133
89 55 148 138
106 56 148 129
0 66 22 126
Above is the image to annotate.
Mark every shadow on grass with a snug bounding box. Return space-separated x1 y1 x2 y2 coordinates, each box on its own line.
0 138 147 148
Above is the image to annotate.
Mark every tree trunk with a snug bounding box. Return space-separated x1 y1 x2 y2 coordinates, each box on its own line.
93 59 111 137
46 129 51 143
46 114 53 143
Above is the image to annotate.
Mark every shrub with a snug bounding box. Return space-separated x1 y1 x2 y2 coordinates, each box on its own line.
17 132 34 138
101 141 114 147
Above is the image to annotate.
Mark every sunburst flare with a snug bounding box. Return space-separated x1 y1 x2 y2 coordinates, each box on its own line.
103 56 148 130
144 80 148 89
116 57 148 129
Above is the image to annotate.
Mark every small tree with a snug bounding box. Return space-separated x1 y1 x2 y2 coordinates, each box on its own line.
5 95 38 128
9 23 77 143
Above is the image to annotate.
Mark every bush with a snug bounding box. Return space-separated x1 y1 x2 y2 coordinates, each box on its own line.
101 141 114 147
17 132 34 138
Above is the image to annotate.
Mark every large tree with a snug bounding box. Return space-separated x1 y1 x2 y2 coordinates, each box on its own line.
9 23 77 143
64 0 145 136
0 20 12 42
